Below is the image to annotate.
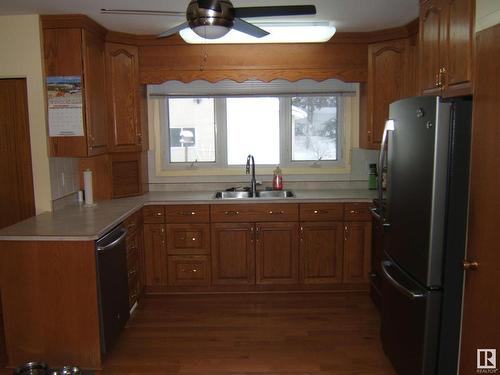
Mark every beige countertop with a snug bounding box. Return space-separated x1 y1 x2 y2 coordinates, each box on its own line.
0 189 377 241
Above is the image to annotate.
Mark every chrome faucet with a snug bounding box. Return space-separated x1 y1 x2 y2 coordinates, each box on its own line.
246 154 257 197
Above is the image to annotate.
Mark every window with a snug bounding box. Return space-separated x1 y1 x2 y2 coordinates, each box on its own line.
161 95 344 168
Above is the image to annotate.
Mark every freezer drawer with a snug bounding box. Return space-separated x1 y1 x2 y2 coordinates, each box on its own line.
381 259 441 375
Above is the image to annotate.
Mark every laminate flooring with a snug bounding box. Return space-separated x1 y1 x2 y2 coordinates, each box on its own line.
99 293 396 375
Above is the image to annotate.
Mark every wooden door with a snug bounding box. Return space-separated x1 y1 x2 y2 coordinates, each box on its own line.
143 224 167 286
365 39 407 149
82 30 107 156
459 24 500 375
343 222 372 284
419 0 445 93
300 222 343 284
255 222 299 285
106 42 140 152
445 0 474 89
211 223 255 285
0 79 35 230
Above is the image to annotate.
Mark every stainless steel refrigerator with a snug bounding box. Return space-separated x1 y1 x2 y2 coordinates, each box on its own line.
377 96 472 375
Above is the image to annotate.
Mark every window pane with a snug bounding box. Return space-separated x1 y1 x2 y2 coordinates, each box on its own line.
291 96 339 161
226 97 280 165
167 98 216 163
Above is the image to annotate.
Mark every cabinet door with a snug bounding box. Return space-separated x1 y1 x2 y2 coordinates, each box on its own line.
106 43 140 152
445 0 474 89
82 30 107 156
166 223 210 255
366 39 407 149
211 223 255 285
256 222 299 285
167 255 211 286
419 0 446 93
343 222 372 284
300 222 343 284
143 224 167 286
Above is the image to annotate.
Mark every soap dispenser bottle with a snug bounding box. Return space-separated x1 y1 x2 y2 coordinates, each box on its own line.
272 166 283 190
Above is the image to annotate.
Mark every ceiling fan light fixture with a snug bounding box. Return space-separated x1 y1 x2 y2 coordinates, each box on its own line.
180 22 336 44
192 25 231 39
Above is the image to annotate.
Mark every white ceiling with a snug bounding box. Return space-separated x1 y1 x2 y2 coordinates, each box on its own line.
0 0 419 35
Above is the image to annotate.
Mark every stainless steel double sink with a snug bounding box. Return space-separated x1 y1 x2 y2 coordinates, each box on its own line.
214 190 295 199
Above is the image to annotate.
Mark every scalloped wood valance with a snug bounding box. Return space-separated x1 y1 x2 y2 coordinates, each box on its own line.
138 35 370 84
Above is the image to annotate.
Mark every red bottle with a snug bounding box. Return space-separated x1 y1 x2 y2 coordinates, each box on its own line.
272 166 283 190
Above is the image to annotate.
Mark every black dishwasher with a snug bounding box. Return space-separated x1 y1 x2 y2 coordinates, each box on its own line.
96 225 130 354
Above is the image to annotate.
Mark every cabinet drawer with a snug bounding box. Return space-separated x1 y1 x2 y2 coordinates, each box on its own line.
143 205 165 223
167 255 211 286
211 204 299 222
166 224 210 255
344 203 372 221
124 210 141 234
165 205 209 223
300 203 344 222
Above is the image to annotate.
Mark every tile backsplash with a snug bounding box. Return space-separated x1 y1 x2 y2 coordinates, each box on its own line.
49 157 80 201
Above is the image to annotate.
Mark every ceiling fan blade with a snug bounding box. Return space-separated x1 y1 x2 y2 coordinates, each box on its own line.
196 0 222 12
234 5 316 18
157 22 190 38
100 8 185 16
233 18 269 38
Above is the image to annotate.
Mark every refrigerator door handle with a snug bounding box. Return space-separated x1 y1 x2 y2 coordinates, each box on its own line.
381 261 425 300
377 120 395 223
369 207 391 227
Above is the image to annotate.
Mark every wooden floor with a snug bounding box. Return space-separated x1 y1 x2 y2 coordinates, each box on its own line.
98 292 396 375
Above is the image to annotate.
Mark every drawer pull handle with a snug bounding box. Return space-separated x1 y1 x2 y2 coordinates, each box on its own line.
128 269 137 276
178 211 196 216
224 210 239 216
181 268 198 273
156 212 163 216
349 210 359 214
313 209 328 214
268 210 284 215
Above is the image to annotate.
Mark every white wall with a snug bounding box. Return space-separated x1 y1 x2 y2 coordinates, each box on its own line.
0 15 52 213
476 0 500 32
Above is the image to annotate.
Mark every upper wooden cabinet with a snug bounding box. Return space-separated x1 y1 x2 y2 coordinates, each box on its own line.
361 39 409 149
106 42 148 152
42 17 108 157
419 0 474 96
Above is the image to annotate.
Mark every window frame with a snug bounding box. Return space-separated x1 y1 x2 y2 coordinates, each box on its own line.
159 94 346 170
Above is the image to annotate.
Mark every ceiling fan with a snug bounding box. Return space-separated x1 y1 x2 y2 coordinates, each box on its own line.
101 0 317 40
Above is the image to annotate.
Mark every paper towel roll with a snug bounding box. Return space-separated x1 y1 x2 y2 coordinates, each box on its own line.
83 169 94 206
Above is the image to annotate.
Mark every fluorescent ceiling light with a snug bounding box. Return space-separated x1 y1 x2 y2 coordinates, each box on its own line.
179 22 336 44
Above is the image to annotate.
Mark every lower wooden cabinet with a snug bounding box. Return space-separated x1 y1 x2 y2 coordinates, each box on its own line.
342 222 372 284
211 223 255 285
256 222 299 285
143 223 167 286
166 223 210 255
167 255 210 286
300 222 344 284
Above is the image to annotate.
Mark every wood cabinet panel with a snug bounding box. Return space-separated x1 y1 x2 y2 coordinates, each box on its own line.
143 206 165 223
211 204 298 223
123 209 142 235
165 204 210 223
166 223 210 255
82 30 107 156
419 0 474 96
365 39 407 148
167 255 211 286
143 224 167 286
446 0 474 88
106 42 142 152
300 222 344 284
211 223 255 285
255 222 299 285
344 203 372 221
343 222 372 284
299 203 344 222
